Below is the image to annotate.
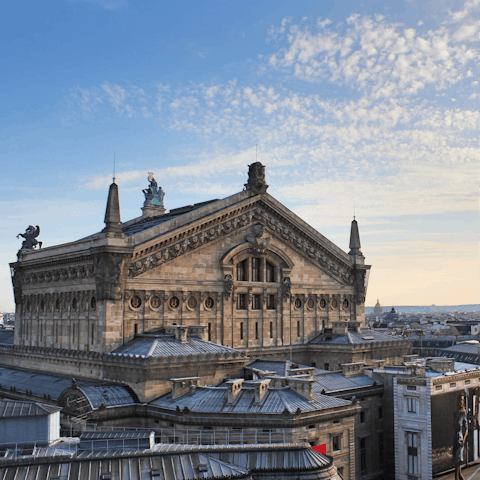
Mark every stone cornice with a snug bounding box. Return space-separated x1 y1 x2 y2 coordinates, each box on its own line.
128 199 357 285
0 344 248 367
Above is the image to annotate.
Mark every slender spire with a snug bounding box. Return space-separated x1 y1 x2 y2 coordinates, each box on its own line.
348 217 362 256
103 180 122 234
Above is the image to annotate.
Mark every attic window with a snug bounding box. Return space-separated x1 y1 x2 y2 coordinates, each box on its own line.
198 465 208 472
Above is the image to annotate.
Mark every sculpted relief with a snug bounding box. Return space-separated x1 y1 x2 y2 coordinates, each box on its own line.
127 204 355 286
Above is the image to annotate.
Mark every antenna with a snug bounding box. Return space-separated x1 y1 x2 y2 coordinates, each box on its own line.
113 153 116 182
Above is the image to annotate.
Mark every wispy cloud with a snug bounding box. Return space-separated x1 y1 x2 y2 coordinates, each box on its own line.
267 13 477 100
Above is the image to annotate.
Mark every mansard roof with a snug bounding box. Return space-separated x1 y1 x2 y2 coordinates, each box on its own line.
151 384 351 414
112 333 244 359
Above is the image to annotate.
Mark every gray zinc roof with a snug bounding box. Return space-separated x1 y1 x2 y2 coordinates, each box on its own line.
0 399 61 418
247 360 328 376
313 372 379 393
78 385 136 409
151 385 350 414
112 334 241 358
0 452 250 480
0 365 136 404
310 329 403 345
122 200 219 237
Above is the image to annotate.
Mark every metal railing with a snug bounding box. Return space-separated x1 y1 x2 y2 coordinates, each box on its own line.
62 421 308 446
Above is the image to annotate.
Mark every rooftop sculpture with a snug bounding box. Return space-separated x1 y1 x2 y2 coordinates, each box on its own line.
17 225 42 250
143 172 165 209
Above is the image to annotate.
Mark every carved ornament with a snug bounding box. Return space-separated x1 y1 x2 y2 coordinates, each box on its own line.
127 204 355 286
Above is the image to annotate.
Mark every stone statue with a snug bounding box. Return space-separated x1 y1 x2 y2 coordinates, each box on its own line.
246 224 271 254
224 274 234 299
143 172 165 208
17 225 42 250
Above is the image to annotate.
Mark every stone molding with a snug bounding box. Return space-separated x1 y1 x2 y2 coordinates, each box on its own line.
0 343 247 366
22 264 95 285
128 201 356 285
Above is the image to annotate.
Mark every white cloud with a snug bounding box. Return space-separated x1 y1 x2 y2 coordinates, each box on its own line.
266 14 477 99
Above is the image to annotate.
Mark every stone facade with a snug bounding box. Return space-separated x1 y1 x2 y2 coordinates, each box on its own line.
10 164 370 357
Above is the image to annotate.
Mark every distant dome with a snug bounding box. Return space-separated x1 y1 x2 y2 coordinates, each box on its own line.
373 299 383 315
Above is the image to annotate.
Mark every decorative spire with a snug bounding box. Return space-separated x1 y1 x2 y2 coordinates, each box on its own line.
103 180 122 234
348 217 362 256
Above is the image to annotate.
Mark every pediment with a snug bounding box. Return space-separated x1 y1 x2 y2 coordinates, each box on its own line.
127 195 356 286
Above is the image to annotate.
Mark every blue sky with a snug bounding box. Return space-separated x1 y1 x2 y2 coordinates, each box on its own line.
1 0 479 310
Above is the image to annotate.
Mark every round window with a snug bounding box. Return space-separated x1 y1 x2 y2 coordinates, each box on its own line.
342 299 349 309
205 297 215 309
319 298 326 309
150 296 162 309
40 299 45 311
294 298 302 309
72 298 78 310
90 297 97 311
56 299 61 311
131 295 142 309
188 296 198 309
169 296 180 309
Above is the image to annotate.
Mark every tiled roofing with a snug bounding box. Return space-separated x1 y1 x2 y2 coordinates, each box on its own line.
122 200 219 237
112 335 241 358
151 385 350 414
0 399 61 417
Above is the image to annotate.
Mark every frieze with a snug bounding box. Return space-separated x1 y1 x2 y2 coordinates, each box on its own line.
127 203 355 286
22 264 95 285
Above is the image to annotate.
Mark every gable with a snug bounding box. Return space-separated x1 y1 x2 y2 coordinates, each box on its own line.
127 195 355 287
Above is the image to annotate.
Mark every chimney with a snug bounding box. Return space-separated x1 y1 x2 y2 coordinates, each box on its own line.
103 181 123 234
341 362 365 378
175 327 188 343
286 378 314 402
171 377 200 400
286 367 314 379
226 379 244 404
332 321 348 335
348 217 363 257
254 379 271 403
427 358 455 374
372 359 385 370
